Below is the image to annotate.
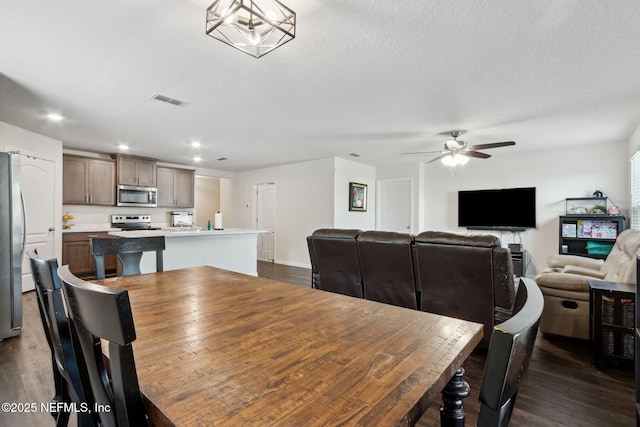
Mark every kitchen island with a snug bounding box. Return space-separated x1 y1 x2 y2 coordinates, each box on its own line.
108 228 265 276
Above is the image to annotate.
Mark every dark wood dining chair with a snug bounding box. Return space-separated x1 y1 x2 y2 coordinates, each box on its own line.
26 250 96 427
90 236 165 279
475 277 544 426
58 265 148 427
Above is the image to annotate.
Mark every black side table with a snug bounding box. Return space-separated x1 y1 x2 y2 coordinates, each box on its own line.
589 280 635 369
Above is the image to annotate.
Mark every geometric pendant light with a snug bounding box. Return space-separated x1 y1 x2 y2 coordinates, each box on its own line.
206 0 296 58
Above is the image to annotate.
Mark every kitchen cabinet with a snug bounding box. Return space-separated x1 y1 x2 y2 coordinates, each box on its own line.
62 232 118 278
63 155 115 205
157 166 195 208
114 154 157 187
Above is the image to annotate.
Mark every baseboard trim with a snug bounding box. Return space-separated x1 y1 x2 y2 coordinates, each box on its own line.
273 259 311 269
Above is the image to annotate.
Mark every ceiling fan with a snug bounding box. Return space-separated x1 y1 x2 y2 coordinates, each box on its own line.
403 131 515 166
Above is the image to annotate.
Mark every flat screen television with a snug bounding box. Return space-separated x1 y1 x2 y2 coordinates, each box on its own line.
458 187 536 231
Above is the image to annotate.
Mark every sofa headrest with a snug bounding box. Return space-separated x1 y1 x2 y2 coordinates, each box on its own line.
311 229 361 240
415 230 501 248
600 228 640 284
357 230 414 245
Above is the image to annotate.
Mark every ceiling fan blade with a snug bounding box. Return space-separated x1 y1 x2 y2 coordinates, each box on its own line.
427 153 451 163
466 141 515 151
464 150 491 159
403 150 445 155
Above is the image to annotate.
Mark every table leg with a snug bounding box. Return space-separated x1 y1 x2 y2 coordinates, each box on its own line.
440 367 470 427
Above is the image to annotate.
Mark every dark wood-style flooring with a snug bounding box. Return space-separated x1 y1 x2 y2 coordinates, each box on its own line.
0 262 635 426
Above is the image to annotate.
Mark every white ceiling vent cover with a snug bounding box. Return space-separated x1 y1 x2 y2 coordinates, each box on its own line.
151 94 189 107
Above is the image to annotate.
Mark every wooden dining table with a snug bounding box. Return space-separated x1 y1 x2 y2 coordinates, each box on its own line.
96 266 483 426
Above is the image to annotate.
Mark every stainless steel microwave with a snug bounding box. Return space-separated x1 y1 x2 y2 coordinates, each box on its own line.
116 185 157 207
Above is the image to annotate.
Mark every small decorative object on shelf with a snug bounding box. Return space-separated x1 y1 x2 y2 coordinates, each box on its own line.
62 213 74 229
566 197 607 215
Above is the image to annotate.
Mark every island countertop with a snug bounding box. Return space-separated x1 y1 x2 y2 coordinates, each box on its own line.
107 228 267 276
108 228 266 238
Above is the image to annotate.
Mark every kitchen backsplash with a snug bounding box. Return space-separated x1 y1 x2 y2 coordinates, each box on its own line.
62 204 179 231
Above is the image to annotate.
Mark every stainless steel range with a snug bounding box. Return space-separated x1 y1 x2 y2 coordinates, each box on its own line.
111 214 161 231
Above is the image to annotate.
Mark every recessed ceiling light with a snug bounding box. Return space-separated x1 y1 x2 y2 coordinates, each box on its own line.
217 157 227 161
46 113 64 122
349 153 361 157
191 142 201 148
193 156 202 162
118 144 129 150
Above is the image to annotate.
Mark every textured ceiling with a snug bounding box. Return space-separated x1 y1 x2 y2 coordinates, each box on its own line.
1 1 640 172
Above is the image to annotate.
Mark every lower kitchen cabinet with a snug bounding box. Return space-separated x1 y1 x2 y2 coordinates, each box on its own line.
62 232 118 278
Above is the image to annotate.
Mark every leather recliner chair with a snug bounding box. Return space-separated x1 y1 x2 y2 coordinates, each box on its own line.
413 231 516 347
535 228 640 340
356 231 418 309
307 228 364 298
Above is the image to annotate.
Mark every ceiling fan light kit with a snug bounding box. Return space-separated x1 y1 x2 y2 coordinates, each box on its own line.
206 0 296 58
441 153 469 167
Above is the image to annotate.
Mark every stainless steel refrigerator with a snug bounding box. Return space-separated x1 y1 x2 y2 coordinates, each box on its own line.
0 152 23 340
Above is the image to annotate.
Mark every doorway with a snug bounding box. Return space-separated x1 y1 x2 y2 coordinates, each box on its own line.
376 177 413 233
194 176 220 229
255 182 276 262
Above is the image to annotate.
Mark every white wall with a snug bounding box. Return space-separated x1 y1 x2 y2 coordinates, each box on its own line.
628 123 640 158
194 176 220 229
233 157 377 268
233 157 335 268
423 140 629 273
333 158 376 230
0 121 63 260
219 177 233 224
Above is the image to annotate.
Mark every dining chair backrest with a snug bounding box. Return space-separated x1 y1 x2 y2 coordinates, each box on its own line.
58 265 148 427
26 250 96 427
90 236 165 279
477 277 543 427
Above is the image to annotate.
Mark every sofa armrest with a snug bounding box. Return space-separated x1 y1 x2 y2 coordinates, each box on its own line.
546 254 604 270
562 265 606 279
535 271 593 293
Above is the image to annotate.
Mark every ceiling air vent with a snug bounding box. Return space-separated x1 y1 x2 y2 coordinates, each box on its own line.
151 94 189 107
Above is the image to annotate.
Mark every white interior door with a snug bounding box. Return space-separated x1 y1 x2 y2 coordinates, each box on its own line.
256 183 276 262
20 155 56 292
377 177 413 233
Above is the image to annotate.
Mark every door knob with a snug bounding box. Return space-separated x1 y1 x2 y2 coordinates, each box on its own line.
49 227 56 232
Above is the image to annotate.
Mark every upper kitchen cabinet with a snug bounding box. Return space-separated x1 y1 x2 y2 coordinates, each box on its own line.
113 154 157 187
63 155 115 205
157 166 195 208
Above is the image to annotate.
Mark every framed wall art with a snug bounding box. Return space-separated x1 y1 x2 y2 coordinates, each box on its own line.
349 182 367 212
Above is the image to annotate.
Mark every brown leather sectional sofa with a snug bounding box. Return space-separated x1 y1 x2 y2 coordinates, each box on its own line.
307 228 517 347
